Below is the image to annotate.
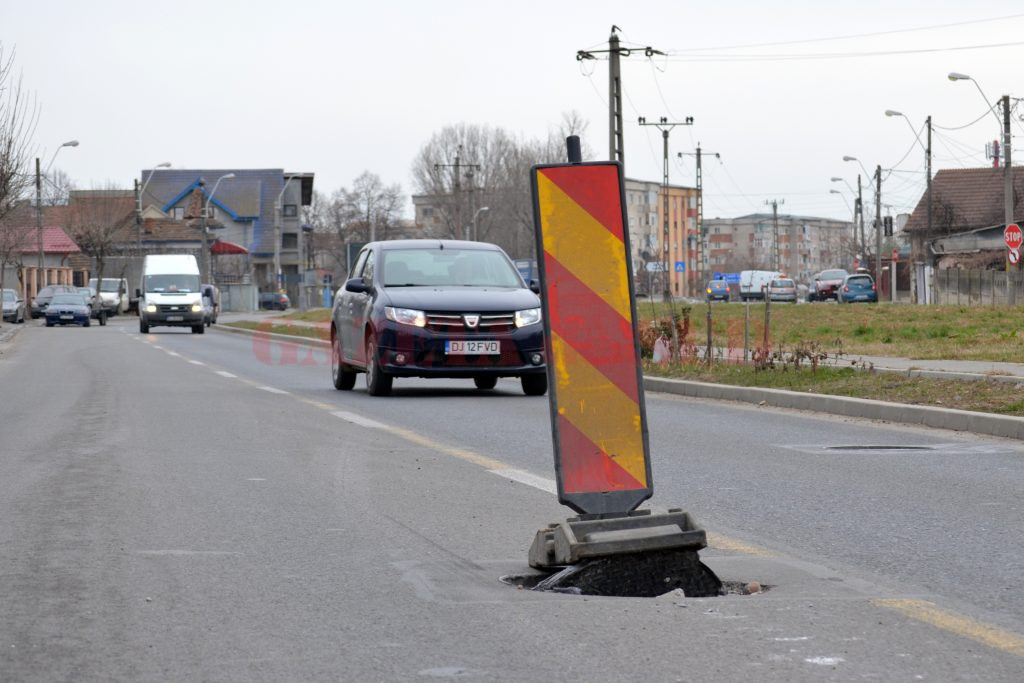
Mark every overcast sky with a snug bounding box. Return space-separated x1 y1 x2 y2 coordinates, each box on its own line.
6 1 1023 223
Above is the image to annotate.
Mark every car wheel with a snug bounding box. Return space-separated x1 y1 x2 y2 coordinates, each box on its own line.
99 311 107 326
192 324 205 334
45 320 54 327
140 320 149 333
364 334 392 396
331 333 357 390
521 373 548 396
83 318 90 327
474 376 498 390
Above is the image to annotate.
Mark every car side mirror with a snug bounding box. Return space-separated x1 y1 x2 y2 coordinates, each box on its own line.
344 277 371 294
529 279 541 294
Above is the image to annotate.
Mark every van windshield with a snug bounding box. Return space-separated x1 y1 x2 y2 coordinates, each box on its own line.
146 274 200 293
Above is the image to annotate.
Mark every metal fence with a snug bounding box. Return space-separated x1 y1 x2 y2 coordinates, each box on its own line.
932 268 1024 306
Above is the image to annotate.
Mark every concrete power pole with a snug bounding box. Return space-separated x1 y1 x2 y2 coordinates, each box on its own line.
857 175 865 265
35 158 44 290
765 199 783 271
875 165 883 287
680 146 719 296
640 116 693 298
435 145 479 240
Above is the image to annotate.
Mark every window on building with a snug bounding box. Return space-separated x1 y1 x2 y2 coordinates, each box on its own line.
422 207 434 219
282 233 298 250
283 204 298 218
173 207 184 220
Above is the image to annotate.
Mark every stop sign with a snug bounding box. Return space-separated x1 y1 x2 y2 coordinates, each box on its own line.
1005 223 1023 250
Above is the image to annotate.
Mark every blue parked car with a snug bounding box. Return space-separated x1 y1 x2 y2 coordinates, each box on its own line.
44 293 92 326
705 279 730 302
838 273 877 303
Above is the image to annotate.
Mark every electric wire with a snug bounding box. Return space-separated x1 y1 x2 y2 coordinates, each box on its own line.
625 39 1024 63
934 104 1000 131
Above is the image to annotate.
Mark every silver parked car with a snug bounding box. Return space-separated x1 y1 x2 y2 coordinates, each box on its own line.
2 288 26 323
767 278 797 303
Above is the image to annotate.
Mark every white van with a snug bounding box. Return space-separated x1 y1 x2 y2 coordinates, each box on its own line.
88 277 130 315
738 270 782 301
137 254 205 334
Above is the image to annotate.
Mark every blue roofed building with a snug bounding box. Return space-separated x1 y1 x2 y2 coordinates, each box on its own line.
138 168 314 304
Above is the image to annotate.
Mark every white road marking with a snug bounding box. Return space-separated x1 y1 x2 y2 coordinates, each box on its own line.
189 360 204 365
246 478 266 481
258 386 289 394
215 370 237 378
152 345 164 350
135 550 242 556
804 657 844 666
166 351 180 357
331 410 388 430
487 468 558 495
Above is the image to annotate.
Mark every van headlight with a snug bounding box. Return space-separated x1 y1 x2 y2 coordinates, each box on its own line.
145 303 157 313
515 307 542 328
191 303 202 313
385 306 426 327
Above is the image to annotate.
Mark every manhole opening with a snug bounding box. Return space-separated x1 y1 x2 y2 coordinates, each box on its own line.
500 549 769 598
826 445 935 451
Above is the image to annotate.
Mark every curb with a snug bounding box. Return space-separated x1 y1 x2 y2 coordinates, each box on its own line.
643 376 1024 440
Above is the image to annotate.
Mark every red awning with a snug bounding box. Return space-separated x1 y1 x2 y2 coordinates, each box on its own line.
210 239 248 255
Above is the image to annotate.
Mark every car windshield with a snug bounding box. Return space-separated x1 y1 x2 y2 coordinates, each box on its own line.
2 290 15 302
821 270 848 280
847 276 873 288
37 287 56 298
381 248 522 288
50 294 84 305
710 281 726 287
145 274 200 293
772 279 794 287
99 280 121 292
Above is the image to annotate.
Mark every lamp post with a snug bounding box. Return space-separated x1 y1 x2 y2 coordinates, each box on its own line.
274 174 302 294
36 140 78 290
201 173 235 283
470 206 489 241
830 189 857 267
949 72 1014 282
842 156 870 272
137 162 171 248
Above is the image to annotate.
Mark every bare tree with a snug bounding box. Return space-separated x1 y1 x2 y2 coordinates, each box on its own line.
325 172 404 246
66 187 135 290
41 167 73 206
0 44 39 326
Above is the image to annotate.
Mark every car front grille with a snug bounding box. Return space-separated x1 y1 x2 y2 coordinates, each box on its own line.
158 304 191 313
425 312 515 334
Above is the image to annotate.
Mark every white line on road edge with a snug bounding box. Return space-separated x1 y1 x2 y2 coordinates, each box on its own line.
331 410 388 430
259 386 289 394
215 371 237 378
189 360 204 365
487 468 558 495
152 345 164 350
166 351 180 357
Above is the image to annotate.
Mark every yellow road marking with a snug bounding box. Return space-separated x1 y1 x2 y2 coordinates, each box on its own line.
873 599 1024 657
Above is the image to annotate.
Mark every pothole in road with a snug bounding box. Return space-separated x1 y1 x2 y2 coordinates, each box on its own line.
500 549 770 598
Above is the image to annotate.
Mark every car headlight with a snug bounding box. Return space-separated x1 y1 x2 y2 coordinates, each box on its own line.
515 307 542 328
191 303 202 312
145 303 157 313
384 306 426 327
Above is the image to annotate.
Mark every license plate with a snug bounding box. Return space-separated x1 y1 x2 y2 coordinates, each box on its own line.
167 315 183 322
855 295 868 300
60 315 73 320
445 340 500 355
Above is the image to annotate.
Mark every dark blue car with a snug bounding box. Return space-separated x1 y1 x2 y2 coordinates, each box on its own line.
838 274 878 303
331 240 547 397
44 293 92 327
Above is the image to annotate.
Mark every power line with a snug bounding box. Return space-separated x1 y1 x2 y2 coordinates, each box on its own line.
934 105 999 131
641 39 1024 63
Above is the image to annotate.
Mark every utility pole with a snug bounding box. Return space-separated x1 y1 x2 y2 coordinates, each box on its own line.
875 165 883 286
434 145 479 240
640 116 694 298
578 27 665 167
35 158 44 290
679 145 719 296
856 175 865 266
765 199 783 271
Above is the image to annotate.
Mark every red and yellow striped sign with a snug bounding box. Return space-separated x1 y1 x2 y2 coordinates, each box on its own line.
531 162 651 514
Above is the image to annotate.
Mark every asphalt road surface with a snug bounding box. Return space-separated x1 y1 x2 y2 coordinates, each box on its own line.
1 318 1022 681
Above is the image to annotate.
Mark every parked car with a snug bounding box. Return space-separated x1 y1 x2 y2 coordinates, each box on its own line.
76 287 108 325
30 285 78 318
767 277 798 303
330 239 547 397
808 269 849 301
705 279 730 302
838 273 878 303
739 270 782 301
88 277 130 314
44 293 92 327
2 288 25 323
259 292 290 311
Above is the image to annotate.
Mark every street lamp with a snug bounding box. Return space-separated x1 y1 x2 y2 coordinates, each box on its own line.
274 173 303 294
830 176 856 195
843 157 871 272
470 206 489 241
201 173 235 283
36 139 79 290
138 162 172 221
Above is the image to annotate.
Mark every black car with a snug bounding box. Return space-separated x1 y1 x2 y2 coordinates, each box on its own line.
259 291 290 311
330 239 547 397
30 285 79 318
44 293 92 327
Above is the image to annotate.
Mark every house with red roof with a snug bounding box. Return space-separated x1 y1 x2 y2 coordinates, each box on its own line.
0 203 85 302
